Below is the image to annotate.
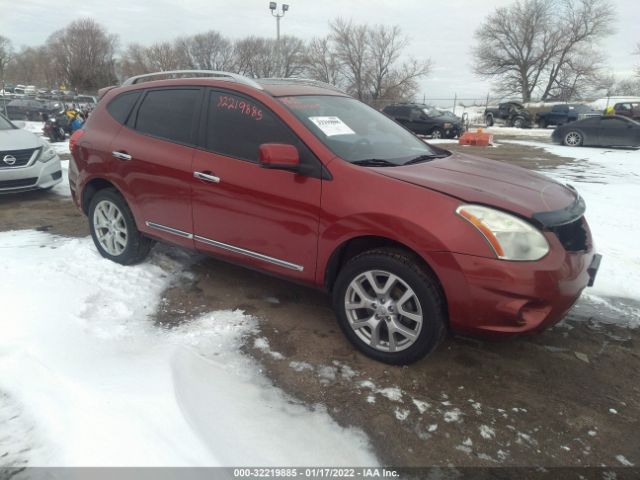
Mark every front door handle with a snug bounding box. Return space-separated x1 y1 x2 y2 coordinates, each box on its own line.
112 151 132 161
194 171 221 183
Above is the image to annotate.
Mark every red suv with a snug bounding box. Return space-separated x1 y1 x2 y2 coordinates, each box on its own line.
69 71 601 364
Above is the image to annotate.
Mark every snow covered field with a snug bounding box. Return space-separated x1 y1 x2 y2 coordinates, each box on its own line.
0 232 376 467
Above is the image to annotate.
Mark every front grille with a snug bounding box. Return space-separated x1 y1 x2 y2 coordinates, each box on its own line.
551 217 588 252
0 177 38 189
0 148 38 168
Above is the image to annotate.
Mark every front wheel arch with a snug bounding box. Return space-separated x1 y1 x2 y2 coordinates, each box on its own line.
323 236 448 319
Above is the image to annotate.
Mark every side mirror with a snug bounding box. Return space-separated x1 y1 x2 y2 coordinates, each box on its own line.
259 143 300 172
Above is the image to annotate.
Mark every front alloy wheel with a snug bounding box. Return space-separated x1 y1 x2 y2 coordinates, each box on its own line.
345 270 423 353
333 248 446 364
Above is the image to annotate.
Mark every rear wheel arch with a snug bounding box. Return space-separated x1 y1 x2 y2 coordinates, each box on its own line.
81 178 123 215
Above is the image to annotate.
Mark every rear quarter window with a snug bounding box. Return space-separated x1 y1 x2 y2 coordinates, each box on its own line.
107 91 142 125
134 89 200 144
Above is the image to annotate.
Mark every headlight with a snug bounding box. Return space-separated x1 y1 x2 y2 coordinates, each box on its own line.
456 205 549 261
38 143 57 163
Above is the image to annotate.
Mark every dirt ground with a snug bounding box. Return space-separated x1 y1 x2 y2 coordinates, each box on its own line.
1 137 638 469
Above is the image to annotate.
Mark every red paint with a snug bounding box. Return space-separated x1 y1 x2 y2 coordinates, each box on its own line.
70 78 597 338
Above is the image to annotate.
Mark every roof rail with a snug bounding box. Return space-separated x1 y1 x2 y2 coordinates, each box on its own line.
121 70 263 90
258 78 346 94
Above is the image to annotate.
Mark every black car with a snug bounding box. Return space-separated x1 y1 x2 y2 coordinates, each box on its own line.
5 99 60 121
536 104 599 128
382 103 463 139
551 115 640 147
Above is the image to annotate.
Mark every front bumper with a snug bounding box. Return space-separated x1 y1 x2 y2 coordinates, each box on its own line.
0 157 62 193
428 240 599 337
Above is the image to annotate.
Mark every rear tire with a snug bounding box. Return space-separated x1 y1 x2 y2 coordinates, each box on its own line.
563 130 583 147
485 115 494 127
332 248 446 365
88 189 154 265
512 116 525 128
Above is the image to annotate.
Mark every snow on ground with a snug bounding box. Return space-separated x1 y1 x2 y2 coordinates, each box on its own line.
0 231 377 466
504 140 640 321
483 126 552 138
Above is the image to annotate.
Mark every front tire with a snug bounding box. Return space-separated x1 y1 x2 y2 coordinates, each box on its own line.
88 189 153 265
563 130 583 147
332 249 446 365
485 115 494 127
430 127 444 139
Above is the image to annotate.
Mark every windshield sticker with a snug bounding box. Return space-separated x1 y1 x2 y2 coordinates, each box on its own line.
309 116 355 136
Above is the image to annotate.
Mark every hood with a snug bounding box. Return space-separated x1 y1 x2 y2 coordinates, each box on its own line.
374 151 578 221
0 128 43 151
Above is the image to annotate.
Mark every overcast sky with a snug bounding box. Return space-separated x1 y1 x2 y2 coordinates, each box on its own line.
2 0 638 102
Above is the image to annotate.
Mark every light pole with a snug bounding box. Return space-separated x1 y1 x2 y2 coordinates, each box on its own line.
269 2 289 42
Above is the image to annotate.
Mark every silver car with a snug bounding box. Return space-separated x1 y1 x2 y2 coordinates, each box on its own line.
0 114 62 193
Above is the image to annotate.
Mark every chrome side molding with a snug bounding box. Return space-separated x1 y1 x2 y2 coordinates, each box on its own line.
144 221 304 272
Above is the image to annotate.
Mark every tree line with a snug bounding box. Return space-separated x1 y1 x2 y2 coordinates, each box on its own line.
1 1 637 104
0 18 430 104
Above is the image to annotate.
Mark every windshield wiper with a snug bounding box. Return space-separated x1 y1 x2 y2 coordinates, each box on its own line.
403 153 450 165
351 158 397 167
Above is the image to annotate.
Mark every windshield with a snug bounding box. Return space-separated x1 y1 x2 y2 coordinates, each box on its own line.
280 96 437 165
0 115 15 130
422 107 442 117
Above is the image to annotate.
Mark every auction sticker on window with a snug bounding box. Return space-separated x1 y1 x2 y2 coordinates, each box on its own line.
309 116 356 136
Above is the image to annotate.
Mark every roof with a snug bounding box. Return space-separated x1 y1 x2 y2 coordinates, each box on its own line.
114 71 347 98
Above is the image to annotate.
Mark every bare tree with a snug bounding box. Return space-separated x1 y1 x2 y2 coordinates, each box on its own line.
118 43 150 79
175 31 234 71
48 18 117 91
0 36 13 82
329 19 370 99
143 42 185 71
366 24 431 102
233 36 306 78
473 0 614 102
305 36 342 85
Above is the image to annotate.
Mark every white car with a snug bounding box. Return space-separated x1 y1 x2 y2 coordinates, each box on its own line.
0 114 62 193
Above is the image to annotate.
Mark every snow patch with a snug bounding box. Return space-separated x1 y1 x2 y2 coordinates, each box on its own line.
412 399 431 414
479 425 495 440
0 231 377 466
443 408 463 423
289 361 314 373
253 337 285 360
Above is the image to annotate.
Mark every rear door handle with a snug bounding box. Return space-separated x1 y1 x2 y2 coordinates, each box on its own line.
112 151 132 161
193 171 221 183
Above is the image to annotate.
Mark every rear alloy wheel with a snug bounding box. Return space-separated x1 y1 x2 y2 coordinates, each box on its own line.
333 249 446 364
430 128 444 139
89 189 153 265
563 130 583 147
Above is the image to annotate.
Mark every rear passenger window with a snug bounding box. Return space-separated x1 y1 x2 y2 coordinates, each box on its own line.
135 89 200 144
107 92 141 124
205 91 299 162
